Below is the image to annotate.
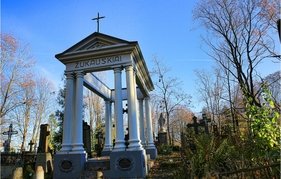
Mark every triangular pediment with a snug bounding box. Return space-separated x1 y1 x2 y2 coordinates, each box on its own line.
61 32 132 54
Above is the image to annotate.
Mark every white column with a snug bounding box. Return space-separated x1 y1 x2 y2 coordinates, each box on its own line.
138 99 146 146
145 97 155 149
71 71 85 153
60 72 74 153
113 67 125 151
103 100 112 151
126 66 142 150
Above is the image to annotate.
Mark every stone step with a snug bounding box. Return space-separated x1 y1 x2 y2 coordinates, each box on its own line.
85 156 110 171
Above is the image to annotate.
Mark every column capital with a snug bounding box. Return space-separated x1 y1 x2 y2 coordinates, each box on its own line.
125 65 133 71
64 71 74 78
125 65 137 73
75 71 85 78
113 67 122 73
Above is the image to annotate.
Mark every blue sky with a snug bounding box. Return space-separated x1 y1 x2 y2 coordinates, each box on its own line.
2 0 280 113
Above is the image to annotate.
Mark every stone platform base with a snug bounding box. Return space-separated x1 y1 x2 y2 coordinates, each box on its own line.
104 150 147 178
101 150 111 156
53 153 86 179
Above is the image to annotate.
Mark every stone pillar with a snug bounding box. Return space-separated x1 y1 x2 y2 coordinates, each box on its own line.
60 72 74 153
145 97 155 148
71 71 85 153
113 67 125 151
103 100 112 152
126 66 142 150
138 99 146 146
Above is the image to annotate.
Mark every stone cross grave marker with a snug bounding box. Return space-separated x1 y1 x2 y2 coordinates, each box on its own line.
187 116 205 134
37 124 50 153
201 113 211 134
28 140 35 152
2 123 18 152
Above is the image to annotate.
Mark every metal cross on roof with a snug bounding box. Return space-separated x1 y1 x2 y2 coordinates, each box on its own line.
92 12 105 33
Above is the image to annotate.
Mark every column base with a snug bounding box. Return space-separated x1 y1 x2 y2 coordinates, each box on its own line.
53 153 86 179
60 144 72 152
103 144 112 150
128 139 142 151
71 143 85 153
112 140 126 151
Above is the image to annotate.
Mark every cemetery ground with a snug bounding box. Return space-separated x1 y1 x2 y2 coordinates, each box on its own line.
147 147 181 178
148 132 280 179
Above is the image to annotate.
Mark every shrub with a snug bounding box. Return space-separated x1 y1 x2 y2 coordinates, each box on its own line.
158 145 173 155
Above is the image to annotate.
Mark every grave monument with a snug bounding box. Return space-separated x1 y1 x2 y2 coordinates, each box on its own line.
35 124 53 177
157 113 168 145
2 124 18 153
53 22 157 178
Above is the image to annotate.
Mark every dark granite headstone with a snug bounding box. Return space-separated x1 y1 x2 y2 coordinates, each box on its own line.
37 124 50 153
83 121 91 157
158 132 168 145
36 124 53 176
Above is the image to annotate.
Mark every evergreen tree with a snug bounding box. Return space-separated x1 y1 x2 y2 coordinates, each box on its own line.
52 88 65 152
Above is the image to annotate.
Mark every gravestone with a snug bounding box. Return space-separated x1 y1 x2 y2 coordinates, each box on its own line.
95 131 103 157
35 124 53 177
28 140 35 152
201 113 211 134
83 121 91 157
37 124 50 153
187 116 205 134
2 124 18 153
3 140 9 153
158 113 168 145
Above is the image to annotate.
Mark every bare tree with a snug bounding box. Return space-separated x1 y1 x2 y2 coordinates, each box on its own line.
86 90 104 131
195 69 225 118
13 75 36 151
193 0 280 107
0 34 34 122
170 106 193 145
150 58 191 145
30 76 55 150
